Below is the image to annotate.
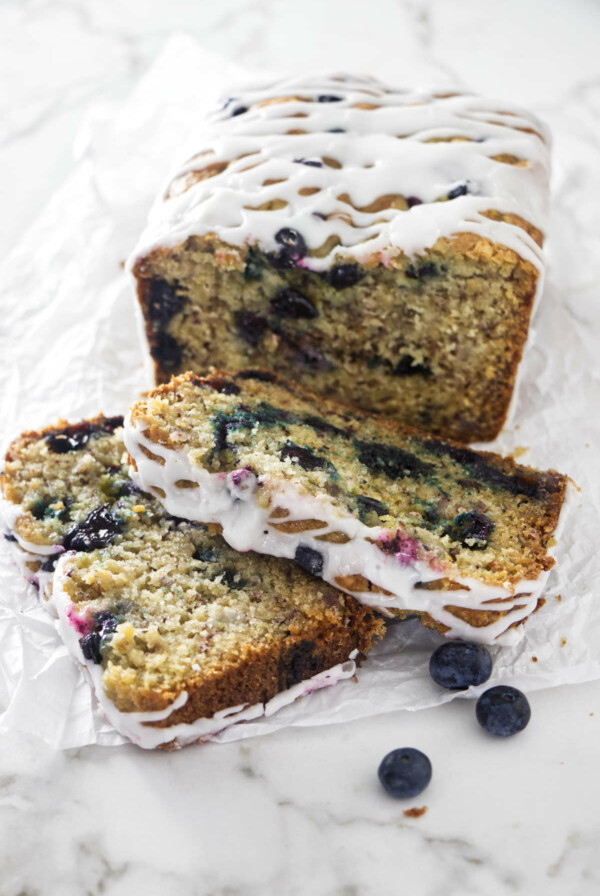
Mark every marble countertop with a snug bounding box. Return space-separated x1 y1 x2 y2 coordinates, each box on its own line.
2 1 600 894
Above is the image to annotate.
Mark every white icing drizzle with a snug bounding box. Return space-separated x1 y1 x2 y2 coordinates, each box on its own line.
128 73 550 273
50 556 358 749
124 415 569 646
1 495 359 749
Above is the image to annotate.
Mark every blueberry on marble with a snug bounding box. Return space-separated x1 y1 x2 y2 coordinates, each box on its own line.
429 641 493 690
146 279 184 330
476 686 531 737
394 355 432 378
80 632 103 664
46 429 90 453
447 182 469 200
325 264 364 289
270 288 319 320
234 310 268 346
63 504 123 552
294 545 324 577
151 333 182 371
378 748 432 799
443 511 494 550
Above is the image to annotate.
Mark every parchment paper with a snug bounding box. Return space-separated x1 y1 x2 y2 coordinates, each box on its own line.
1 36 598 748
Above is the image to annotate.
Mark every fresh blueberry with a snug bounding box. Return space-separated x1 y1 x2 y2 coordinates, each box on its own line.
80 632 103 664
405 262 440 280
294 545 324 577
429 641 493 690
270 288 319 320
151 333 182 371
317 94 342 102
378 748 432 798
443 511 494 550
326 264 364 289
476 686 531 737
234 310 268 346
46 429 90 453
63 504 123 553
447 183 469 200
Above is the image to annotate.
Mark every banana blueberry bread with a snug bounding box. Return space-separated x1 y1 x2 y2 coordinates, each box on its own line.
129 73 550 442
125 371 568 645
1 416 383 748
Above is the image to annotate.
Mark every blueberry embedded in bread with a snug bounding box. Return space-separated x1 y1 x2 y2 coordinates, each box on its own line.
130 74 550 442
126 370 568 645
2 416 383 747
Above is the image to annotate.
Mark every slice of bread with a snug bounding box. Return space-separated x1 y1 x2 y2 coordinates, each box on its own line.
1 416 383 748
126 370 568 645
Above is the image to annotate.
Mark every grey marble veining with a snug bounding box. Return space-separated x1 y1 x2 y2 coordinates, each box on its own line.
1 1 600 894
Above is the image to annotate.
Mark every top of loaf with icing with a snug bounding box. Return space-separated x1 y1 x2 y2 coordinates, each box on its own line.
130 73 550 272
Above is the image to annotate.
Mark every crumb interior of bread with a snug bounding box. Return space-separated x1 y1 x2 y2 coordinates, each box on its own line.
2 423 129 547
135 231 539 442
133 374 565 587
61 508 368 711
4 422 382 713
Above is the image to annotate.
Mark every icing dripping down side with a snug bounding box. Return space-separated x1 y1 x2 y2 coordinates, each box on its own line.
124 417 568 646
129 73 550 274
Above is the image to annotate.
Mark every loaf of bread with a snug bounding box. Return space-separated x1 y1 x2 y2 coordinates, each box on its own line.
130 74 550 441
126 370 567 645
1 415 383 748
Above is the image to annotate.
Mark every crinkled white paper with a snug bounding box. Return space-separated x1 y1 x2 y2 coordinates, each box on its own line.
1 36 599 749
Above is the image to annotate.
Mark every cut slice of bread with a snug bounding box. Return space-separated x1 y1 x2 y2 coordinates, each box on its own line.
126 370 568 645
1 416 383 748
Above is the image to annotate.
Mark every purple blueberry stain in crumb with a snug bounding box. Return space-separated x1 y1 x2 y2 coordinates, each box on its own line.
394 355 432 378
443 510 494 550
294 545 324 577
63 504 123 553
280 441 328 472
234 310 269 347
406 196 423 208
151 333 182 371
378 529 420 565
270 287 319 320
325 264 364 289
67 605 93 635
146 279 184 331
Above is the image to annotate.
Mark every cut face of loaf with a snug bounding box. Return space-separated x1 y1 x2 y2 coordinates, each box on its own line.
1 416 383 749
126 371 568 645
129 74 550 442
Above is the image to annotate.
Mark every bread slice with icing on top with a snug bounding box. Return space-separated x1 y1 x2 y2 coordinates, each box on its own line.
129 74 550 442
125 370 568 645
1 416 383 748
